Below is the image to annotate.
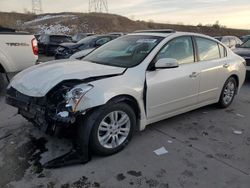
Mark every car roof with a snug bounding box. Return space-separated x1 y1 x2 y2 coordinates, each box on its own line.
128 31 213 39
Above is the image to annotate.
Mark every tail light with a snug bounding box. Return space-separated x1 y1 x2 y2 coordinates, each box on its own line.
31 38 39 55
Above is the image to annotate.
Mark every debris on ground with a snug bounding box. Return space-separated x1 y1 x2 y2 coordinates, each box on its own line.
236 113 245 118
202 131 209 136
154 147 169 156
233 130 243 135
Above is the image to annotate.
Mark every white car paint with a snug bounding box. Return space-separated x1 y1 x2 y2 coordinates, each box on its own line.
10 59 125 97
0 33 38 73
8 32 246 131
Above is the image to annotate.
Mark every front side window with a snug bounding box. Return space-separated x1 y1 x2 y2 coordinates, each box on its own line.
84 35 163 68
155 36 195 64
77 36 97 44
196 37 220 61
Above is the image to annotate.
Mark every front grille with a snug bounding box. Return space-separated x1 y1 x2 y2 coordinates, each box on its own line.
6 87 48 130
6 87 46 109
7 87 30 102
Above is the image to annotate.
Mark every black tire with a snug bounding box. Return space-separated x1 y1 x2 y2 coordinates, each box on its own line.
218 77 237 108
77 102 136 156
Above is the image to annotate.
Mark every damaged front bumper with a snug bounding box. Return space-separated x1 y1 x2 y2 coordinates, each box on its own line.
6 87 77 135
6 87 92 168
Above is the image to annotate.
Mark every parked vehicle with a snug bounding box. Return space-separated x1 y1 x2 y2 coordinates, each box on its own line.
55 35 118 59
70 48 95 59
240 35 250 43
134 29 175 33
0 26 15 32
34 34 40 41
0 29 38 91
233 39 250 71
38 34 72 56
108 32 126 37
72 33 95 42
6 31 246 158
214 36 242 49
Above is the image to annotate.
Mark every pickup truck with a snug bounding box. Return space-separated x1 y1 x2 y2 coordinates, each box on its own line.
0 29 38 92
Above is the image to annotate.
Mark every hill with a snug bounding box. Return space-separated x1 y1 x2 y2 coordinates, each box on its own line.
0 12 249 37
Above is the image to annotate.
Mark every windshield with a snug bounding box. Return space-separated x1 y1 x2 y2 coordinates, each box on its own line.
240 39 250 48
83 35 164 68
77 36 97 44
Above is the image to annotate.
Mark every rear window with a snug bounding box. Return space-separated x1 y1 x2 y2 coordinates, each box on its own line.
50 36 72 43
196 37 220 61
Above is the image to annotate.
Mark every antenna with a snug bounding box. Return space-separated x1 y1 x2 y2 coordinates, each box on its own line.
89 0 108 13
32 0 43 14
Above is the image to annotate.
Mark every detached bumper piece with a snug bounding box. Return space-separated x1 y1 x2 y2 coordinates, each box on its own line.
43 149 91 168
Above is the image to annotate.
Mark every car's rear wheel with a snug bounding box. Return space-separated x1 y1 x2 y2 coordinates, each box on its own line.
218 77 237 108
78 102 136 156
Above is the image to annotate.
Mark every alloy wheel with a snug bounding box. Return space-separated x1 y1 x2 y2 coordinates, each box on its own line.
97 111 131 149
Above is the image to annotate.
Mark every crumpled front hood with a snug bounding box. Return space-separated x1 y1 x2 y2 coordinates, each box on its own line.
10 59 125 97
233 48 250 57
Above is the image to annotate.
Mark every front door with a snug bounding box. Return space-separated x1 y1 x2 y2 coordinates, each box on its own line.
146 36 200 120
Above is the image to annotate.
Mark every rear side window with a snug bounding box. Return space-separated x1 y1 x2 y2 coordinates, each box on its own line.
218 44 227 58
155 36 195 65
196 37 220 61
96 37 111 46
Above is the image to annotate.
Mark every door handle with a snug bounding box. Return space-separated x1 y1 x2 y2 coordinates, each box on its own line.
223 63 230 68
189 72 199 78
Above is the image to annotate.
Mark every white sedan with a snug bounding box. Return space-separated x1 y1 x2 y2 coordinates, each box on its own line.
6 31 246 156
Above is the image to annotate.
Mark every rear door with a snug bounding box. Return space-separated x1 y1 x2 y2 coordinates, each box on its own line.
194 37 229 103
146 36 200 120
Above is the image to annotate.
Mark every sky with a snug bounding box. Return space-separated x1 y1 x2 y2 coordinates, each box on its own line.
0 0 250 29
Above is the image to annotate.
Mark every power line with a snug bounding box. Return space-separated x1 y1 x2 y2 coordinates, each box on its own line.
32 0 43 14
89 0 108 13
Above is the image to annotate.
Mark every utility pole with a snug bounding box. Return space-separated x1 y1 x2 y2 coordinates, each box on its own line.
32 0 43 14
89 0 108 13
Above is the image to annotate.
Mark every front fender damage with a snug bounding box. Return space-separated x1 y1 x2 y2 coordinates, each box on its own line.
43 71 127 168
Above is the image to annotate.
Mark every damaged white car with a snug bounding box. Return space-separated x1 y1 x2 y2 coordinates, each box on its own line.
6 31 246 157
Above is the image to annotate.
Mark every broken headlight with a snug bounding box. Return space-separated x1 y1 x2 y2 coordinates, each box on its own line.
65 84 93 112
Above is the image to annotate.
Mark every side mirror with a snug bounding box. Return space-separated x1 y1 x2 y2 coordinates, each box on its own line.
155 58 179 69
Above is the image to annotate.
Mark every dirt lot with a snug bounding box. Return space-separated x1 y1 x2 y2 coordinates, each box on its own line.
0 57 250 188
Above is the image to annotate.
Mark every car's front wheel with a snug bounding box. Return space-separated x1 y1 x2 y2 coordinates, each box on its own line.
78 102 136 156
218 77 237 108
